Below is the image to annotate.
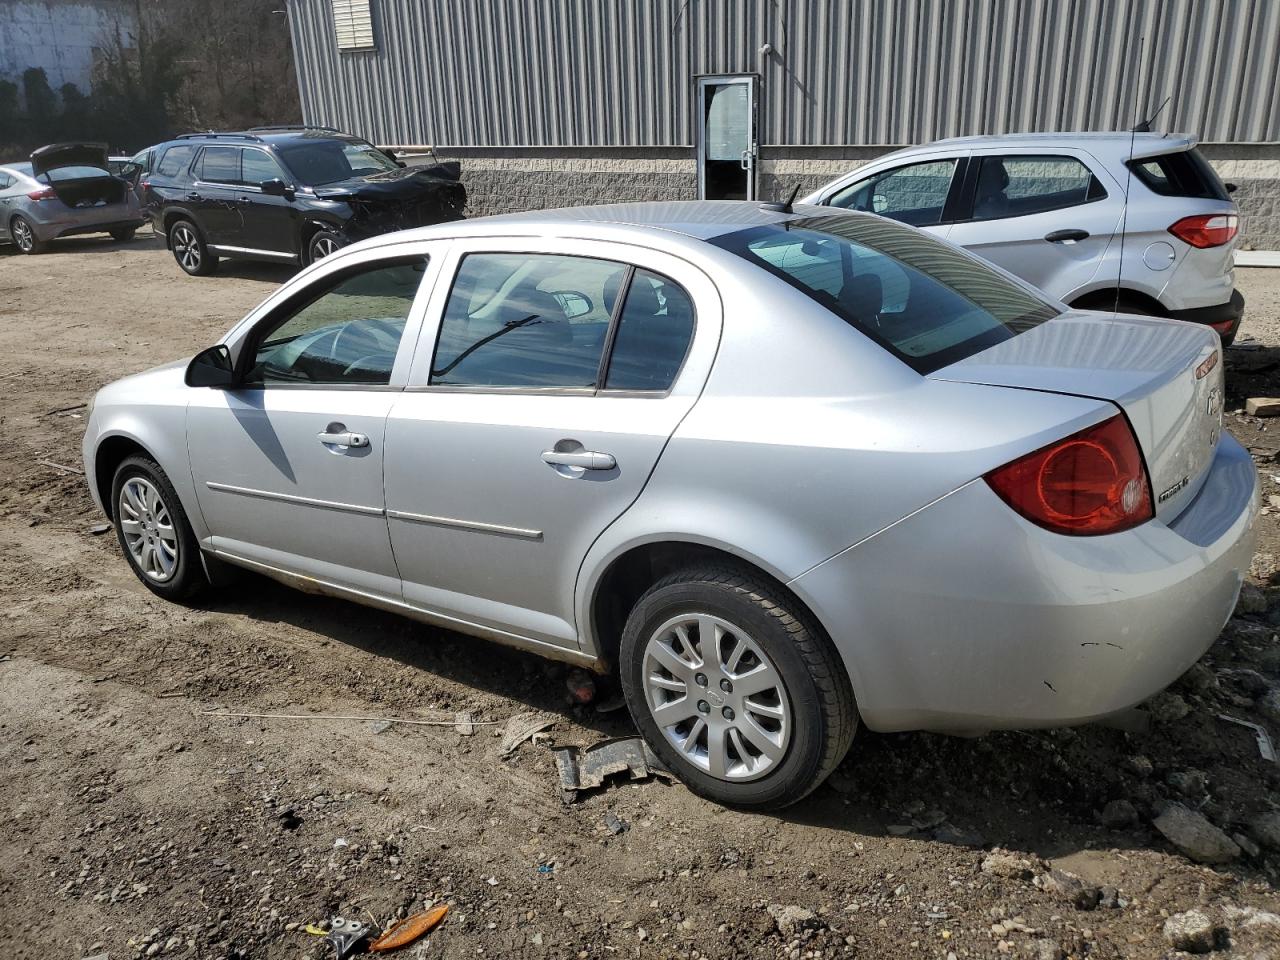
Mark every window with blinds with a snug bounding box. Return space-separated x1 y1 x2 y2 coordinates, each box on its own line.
333 0 375 51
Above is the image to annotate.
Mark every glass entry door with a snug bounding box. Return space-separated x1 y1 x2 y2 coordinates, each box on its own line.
697 75 757 200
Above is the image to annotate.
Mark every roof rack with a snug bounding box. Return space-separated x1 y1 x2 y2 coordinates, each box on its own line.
247 124 345 134
175 131 266 143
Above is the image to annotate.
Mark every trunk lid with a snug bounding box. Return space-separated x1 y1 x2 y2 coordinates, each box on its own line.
932 311 1224 522
31 141 110 177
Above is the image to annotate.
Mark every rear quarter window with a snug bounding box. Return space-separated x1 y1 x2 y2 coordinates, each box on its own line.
1129 150 1230 201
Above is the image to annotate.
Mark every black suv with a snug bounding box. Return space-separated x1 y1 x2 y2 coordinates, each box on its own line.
140 126 465 275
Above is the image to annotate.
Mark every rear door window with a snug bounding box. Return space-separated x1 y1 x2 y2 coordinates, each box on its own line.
198 146 242 185
431 254 627 388
968 155 1106 220
155 145 194 178
604 270 696 391
828 159 959 227
1130 150 1231 201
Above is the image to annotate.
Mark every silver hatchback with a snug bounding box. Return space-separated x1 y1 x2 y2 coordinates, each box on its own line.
83 202 1257 808
801 133 1244 343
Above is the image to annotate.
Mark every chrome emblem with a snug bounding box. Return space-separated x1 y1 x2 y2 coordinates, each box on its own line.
1195 352 1219 380
1158 476 1190 503
1206 386 1222 418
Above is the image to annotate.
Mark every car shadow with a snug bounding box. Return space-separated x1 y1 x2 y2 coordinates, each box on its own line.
195 569 1277 883
209 259 299 283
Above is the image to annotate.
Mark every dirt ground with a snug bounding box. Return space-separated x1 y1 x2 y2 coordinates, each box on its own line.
1 232 1279 960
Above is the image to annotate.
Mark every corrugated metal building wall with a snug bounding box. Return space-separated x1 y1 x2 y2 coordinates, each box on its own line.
286 0 1280 147
285 0 1280 246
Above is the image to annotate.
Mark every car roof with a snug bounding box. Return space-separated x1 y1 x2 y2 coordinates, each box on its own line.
359 200 828 251
879 131 1197 163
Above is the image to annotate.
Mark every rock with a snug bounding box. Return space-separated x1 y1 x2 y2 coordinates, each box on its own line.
1146 691 1191 724
1248 811 1280 850
1221 668 1270 697
1030 940 1064 960
1153 803 1241 863
455 711 475 735
1257 687 1280 723
1167 769 1209 796
1125 755 1154 778
766 904 821 938
1181 662 1221 695
1099 799 1139 828
1250 553 1280 583
1224 906 1280 932
369 720 393 734
1245 397 1280 417
980 851 1039 881
1236 581 1269 615
1098 886 1123 909
932 822 985 848
1162 910 1218 954
1035 869 1101 910
1233 832 1261 858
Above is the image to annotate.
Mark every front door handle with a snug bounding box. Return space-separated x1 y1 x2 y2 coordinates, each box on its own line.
1044 228 1090 243
541 449 615 470
185 192 201 202
318 425 369 448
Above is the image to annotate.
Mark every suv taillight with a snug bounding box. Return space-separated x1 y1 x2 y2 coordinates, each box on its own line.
984 415 1153 536
26 186 56 201
1169 214 1238 248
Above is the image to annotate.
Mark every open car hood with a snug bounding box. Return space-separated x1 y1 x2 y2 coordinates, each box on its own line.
31 141 111 177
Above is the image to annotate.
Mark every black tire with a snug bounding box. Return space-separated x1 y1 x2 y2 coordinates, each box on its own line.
110 455 206 601
619 564 857 809
11 215 45 254
110 226 137 242
306 229 346 265
169 219 216 276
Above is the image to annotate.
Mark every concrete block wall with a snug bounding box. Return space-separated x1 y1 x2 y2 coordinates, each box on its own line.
415 150 1280 251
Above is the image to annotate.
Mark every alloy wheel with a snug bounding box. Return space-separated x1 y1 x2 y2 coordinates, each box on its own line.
118 476 180 582
172 225 201 271
641 613 792 782
311 235 340 260
13 218 33 252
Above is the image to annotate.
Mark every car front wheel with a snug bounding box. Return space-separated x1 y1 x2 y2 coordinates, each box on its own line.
620 565 857 809
307 229 345 264
111 455 205 600
169 219 216 276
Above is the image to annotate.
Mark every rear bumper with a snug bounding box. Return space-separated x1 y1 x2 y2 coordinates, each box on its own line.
29 203 144 241
1167 289 1245 345
791 434 1259 733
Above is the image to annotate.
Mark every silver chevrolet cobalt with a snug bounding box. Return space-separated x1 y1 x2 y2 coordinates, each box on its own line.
83 201 1257 808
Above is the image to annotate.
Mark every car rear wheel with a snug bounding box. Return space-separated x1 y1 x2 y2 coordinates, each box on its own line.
619 565 857 809
11 215 45 254
110 227 137 242
111 455 205 601
307 229 345 264
169 219 216 276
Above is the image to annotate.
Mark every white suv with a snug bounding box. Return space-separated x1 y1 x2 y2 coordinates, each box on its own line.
802 133 1244 343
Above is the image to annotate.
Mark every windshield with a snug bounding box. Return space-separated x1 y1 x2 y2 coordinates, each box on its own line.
709 214 1059 373
275 139 399 186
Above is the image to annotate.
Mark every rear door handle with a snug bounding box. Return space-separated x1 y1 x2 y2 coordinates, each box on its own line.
1044 228 1089 243
541 449 615 470
318 425 369 448
185 192 201 201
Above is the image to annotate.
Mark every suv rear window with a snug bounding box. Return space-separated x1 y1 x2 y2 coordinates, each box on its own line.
709 214 1059 374
1129 150 1230 201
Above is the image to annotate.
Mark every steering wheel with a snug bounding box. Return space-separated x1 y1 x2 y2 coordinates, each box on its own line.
328 317 402 366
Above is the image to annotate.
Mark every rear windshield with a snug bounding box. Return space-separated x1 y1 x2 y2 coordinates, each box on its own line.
709 214 1059 373
1129 149 1230 201
41 165 112 182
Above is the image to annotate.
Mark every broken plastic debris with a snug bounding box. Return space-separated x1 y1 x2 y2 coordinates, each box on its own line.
369 904 449 952
565 668 597 704
554 736 672 802
499 711 556 756
1218 713 1277 762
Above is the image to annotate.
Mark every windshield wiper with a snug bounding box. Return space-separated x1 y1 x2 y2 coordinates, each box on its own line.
432 314 545 378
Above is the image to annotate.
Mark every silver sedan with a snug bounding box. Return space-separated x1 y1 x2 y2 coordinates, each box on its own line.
82 201 1257 808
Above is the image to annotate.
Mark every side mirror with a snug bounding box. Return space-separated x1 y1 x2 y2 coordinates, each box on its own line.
260 178 294 198
186 344 236 388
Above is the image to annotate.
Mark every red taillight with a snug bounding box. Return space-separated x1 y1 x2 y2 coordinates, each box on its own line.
26 185 56 201
1168 214 1238 248
985 414 1153 536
